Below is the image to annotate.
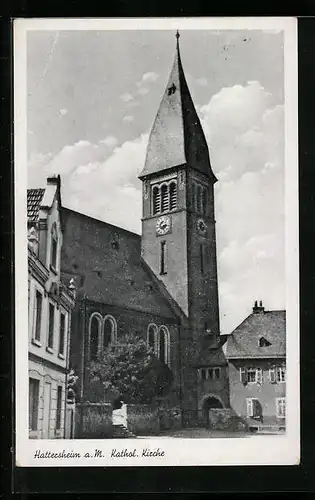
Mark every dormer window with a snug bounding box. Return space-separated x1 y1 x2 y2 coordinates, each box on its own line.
50 222 58 270
259 337 272 347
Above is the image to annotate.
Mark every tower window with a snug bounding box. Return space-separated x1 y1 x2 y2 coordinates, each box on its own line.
152 185 161 215
169 181 177 210
202 187 208 216
160 241 167 275
197 185 202 214
200 244 204 274
161 184 169 213
192 182 196 212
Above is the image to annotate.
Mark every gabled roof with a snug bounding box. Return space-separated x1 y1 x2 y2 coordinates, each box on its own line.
27 188 45 222
225 309 286 359
139 33 216 182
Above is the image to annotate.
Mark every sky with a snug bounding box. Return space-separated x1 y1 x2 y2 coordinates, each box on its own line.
27 28 285 334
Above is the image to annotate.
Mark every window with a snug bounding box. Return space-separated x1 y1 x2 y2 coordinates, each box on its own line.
197 185 202 214
47 303 55 349
259 336 272 347
240 367 263 385
160 241 167 275
50 223 58 270
246 398 260 418
192 183 197 211
201 368 207 380
29 378 40 431
58 313 66 356
159 329 166 363
158 326 170 365
247 367 257 384
202 187 208 216
276 366 286 383
276 397 286 418
147 324 157 353
208 367 221 380
33 290 43 342
161 184 169 213
56 386 62 430
89 314 101 361
269 367 276 383
169 182 177 210
200 244 204 274
152 186 161 215
103 315 117 350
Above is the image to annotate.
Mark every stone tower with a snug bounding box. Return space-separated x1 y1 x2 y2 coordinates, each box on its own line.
139 33 228 411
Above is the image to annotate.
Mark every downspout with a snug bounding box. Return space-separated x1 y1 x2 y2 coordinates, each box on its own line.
177 319 184 428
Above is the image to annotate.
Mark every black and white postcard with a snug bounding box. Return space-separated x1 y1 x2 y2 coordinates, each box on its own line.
14 17 299 467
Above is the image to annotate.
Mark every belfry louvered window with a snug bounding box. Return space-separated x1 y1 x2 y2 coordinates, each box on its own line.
197 185 202 214
169 181 177 210
152 186 161 215
161 184 169 213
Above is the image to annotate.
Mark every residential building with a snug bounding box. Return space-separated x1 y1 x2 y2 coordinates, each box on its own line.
225 301 286 428
27 175 75 438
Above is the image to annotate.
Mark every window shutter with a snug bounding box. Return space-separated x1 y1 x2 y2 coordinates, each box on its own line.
269 367 276 383
240 367 247 384
246 398 253 417
256 368 263 385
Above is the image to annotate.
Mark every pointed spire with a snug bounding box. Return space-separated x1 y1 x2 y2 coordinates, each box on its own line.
139 32 217 181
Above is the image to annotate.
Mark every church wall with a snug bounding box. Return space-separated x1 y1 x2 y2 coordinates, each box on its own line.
61 208 177 318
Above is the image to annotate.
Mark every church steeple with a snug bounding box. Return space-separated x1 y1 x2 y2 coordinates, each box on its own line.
139 32 217 182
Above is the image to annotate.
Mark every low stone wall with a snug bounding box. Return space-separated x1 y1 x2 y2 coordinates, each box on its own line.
158 407 182 431
208 408 248 432
126 404 160 436
75 403 113 438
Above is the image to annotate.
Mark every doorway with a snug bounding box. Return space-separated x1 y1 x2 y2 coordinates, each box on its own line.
202 395 223 427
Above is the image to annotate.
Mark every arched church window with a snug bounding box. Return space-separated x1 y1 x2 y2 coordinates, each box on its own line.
103 315 117 350
159 326 170 366
161 184 169 213
197 185 202 214
152 185 161 215
169 181 177 210
50 222 58 270
89 313 102 361
147 323 158 354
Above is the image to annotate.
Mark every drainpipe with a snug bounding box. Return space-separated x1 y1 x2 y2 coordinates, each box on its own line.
177 320 184 428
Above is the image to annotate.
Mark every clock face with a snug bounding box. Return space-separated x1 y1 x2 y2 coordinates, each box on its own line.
156 215 171 236
197 218 207 235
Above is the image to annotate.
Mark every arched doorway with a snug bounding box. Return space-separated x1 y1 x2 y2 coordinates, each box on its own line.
202 395 224 427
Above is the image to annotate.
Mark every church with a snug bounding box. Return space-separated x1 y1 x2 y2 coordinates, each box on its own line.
60 32 230 426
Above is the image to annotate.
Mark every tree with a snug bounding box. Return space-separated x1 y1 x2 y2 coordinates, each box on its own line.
86 333 173 404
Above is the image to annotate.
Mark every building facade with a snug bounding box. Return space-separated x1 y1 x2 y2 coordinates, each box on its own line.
60 34 230 424
225 301 286 429
27 176 75 438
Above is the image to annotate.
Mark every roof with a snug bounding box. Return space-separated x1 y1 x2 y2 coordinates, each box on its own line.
60 207 178 319
27 188 45 222
139 34 216 181
225 309 286 359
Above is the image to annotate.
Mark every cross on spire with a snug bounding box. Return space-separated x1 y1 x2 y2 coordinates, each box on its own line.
176 30 180 40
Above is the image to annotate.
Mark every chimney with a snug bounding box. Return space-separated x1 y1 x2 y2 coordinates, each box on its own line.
47 174 61 187
253 300 265 313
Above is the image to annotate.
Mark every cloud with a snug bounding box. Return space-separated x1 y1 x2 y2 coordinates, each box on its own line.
139 72 159 84
198 81 285 332
122 115 134 123
99 135 118 148
137 87 149 96
27 81 285 335
120 93 133 103
59 108 68 116
195 77 208 87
